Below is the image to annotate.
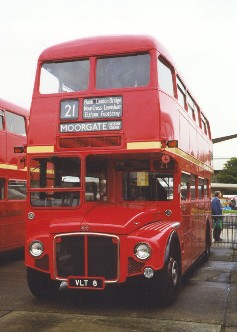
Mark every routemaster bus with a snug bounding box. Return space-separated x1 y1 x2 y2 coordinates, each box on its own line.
0 98 28 253
25 35 213 305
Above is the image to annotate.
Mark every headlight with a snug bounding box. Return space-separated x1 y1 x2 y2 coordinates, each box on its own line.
29 241 44 257
134 243 151 260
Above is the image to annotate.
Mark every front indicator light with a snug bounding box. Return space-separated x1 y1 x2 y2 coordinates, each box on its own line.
144 267 154 279
29 241 44 257
134 243 151 260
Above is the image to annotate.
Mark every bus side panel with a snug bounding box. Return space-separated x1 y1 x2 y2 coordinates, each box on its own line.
159 92 179 141
0 201 26 252
123 90 160 141
6 133 26 166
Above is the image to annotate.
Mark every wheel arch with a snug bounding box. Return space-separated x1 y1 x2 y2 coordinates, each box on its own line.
164 230 181 268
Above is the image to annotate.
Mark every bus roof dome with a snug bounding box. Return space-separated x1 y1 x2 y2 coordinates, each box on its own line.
39 35 173 63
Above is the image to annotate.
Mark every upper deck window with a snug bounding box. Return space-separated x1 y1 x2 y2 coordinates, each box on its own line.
177 76 186 109
187 93 198 122
158 58 174 97
40 60 90 94
96 54 150 89
5 111 26 136
0 110 3 130
201 113 208 135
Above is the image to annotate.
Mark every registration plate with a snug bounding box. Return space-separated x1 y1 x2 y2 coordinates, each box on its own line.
68 277 104 290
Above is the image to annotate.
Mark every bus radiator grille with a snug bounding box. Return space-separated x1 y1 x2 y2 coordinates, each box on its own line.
55 235 118 280
128 257 145 275
35 254 49 271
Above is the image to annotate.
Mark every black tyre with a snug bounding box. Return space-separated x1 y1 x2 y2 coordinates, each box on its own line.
27 267 61 298
157 239 181 306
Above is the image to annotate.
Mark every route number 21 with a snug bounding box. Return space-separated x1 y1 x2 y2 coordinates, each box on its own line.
60 99 79 120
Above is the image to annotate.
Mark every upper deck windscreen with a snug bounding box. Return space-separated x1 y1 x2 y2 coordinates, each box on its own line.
96 54 150 89
39 53 150 94
40 59 90 94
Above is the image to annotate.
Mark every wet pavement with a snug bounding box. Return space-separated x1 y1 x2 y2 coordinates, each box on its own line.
0 244 237 332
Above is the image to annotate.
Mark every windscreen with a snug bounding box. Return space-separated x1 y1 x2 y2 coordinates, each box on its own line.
30 156 81 207
123 171 173 201
96 54 150 89
40 60 90 94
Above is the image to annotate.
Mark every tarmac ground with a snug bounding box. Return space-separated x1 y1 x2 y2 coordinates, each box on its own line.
0 243 237 332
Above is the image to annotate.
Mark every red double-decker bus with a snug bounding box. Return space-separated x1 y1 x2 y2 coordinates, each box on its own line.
0 98 28 253
25 35 213 305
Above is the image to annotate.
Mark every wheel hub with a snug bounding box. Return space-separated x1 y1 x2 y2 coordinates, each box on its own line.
169 258 178 286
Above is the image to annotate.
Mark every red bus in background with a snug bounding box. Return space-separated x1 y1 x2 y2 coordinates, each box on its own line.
25 35 213 305
0 98 28 253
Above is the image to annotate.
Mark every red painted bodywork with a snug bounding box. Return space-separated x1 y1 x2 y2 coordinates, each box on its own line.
0 98 29 253
25 36 213 287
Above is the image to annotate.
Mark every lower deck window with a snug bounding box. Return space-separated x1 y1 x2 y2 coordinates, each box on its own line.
0 178 5 200
31 191 80 207
123 171 173 201
8 180 26 200
86 157 108 202
30 156 81 208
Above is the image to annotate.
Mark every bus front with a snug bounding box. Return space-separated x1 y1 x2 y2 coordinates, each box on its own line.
26 36 181 305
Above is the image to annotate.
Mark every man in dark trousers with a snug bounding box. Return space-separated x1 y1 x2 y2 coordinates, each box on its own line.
211 191 223 241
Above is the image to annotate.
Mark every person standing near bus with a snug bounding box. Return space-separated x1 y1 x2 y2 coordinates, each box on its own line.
211 191 223 241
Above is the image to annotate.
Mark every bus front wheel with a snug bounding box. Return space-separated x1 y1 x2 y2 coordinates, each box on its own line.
157 243 181 306
27 267 61 298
